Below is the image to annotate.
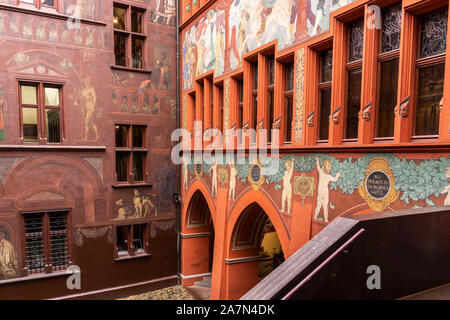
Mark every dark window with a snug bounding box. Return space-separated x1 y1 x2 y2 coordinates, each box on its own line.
345 19 364 140
414 7 447 136
116 224 149 257
348 19 364 62
267 55 275 143
113 4 146 69
318 49 332 141
20 82 62 144
284 62 294 143
23 211 69 275
115 124 147 184
251 62 258 144
237 79 244 145
376 3 401 138
346 68 362 139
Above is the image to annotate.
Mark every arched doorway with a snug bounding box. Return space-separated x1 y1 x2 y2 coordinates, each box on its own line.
180 190 215 291
225 202 286 299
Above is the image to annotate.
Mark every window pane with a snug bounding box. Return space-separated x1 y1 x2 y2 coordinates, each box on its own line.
116 151 129 182
42 0 55 7
321 49 333 83
115 125 129 147
114 33 127 67
20 0 34 3
21 85 37 105
319 87 332 141
116 226 129 255
252 63 258 90
24 213 44 274
113 6 126 30
132 9 143 33
420 7 448 58
268 56 275 85
267 90 274 143
132 125 145 147
252 94 258 129
381 3 402 53
132 152 145 181
133 224 146 253
348 19 364 62
376 58 399 137
44 87 59 106
345 68 362 139
46 109 61 143
415 63 444 136
285 62 294 91
285 96 293 142
236 80 243 104
49 212 67 270
132 37 143 69
22 107 38 142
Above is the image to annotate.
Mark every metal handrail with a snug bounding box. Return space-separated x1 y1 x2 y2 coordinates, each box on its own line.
281 228 366 300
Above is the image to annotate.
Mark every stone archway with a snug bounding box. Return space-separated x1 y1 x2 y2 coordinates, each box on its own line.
180 187 216 292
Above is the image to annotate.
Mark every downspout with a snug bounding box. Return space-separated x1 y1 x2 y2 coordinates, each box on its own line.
175 0 181 284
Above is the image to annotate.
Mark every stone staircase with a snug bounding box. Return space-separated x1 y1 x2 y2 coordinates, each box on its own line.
193 275 212 288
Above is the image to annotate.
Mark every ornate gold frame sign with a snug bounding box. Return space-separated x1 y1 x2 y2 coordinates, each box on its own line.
248 159 265 190
293 174 315 205
358 157 398 211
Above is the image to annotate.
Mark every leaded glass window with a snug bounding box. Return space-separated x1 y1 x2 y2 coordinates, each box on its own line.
321 49 333 82
381 3 402 53
348 19 364 62
420 7 448 58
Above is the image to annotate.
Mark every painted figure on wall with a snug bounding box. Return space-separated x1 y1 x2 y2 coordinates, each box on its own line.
77 78 101 140
229 162 237 200
210 159 218 197
182 8 225 89
308 0 352 36
114 190 158 220
0 83 7 141
0 229 17 279
281 158 295 214
441 167 450 206
153 44 171 91
314 158 341 222
151 0 176 26
183 158 189 190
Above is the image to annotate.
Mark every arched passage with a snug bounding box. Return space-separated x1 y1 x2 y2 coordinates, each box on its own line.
180 187 216 289
224 191 290 299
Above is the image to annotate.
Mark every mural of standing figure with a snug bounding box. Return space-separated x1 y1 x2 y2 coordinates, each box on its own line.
210 160 218 197
314 158 341 222
281 158 295 214
229 162 237 200
0 84 7 141
183 159 189 190
0 230 17 279
79 78 100 140
440 167 450 206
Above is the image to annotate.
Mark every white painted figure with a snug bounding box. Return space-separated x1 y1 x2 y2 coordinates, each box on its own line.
281 158 294 214
314 158 340 222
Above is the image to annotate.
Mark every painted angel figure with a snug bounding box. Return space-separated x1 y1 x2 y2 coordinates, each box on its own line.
441 167 450 206
281 158 295 214
210 160 218 197
314 158 340 222
229 161 237 200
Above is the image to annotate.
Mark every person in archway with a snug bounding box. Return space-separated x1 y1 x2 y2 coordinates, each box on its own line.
314 158 340 222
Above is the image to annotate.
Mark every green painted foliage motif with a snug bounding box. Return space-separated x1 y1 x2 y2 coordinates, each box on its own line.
185 153 450 206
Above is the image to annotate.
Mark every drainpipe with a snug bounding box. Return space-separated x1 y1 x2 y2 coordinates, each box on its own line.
175 0 181 285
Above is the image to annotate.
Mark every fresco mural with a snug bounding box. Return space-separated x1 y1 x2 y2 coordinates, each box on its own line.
114 189 159 220
0 226 17 280
148 0 176 26
0 83 7 142
181 0 359 89
184 153 450 222
183 8 226 90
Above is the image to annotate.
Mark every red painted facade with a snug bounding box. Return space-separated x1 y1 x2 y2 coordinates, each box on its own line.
0 0 178 299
